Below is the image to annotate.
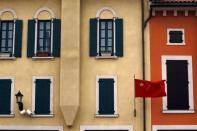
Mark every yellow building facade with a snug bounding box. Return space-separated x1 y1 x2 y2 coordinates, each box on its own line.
0 0 150 131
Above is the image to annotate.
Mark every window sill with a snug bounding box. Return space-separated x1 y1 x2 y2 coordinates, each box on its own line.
0 57 16 60
95 114 119 118
96 56 118 59
31 114 54 118
0 113 15 117
162 110 194 114
32 56 55 60
167 43 185 46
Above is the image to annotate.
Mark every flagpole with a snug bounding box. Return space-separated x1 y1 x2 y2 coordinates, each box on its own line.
134 75 136 117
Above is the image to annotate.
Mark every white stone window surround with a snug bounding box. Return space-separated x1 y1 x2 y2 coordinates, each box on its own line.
33 7 55 58
95 75 118 117
0 8 18 59
96 7 118 58
153 125 197 131
80 125 133 131
167 28 185 45
0 125 63 131
32 76 54 117
161 55 194 113
0 76 15 117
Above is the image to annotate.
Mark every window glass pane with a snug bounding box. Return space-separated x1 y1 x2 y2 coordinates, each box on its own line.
108 39 112 46
46 31 51 38
8 40 12 47
8 31 13 38
108 21 112 29
101 22 105 29
108 30 112 38
46 22 51 30
101 30 105 38
107 47 112 52
39 31 44 38
1 48 5 52
2 31 6 38
101 39 105 46
2 23 7 30
39 39 43 47
7 48 12 52
100 47 105 52
1 40 6 47
39 22 44 30
8 23 13 30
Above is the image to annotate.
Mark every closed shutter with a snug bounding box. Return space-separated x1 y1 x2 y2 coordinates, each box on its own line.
115 19 123 57
35 79 50 114
52 19 61 57
27 19 35 57
14 20 23 57
0 79 11 114
166 60 189 110
98 79 114 114
89 18 97 56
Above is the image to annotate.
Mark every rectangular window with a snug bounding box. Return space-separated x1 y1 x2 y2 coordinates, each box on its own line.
167 29 185 45
162 56 194 113
0 77 14 116
96 76 118 117
32 77 53 116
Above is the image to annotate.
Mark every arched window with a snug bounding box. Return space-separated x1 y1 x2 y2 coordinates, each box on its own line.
0 8 22 58
89 7 123 58
27 7 61 58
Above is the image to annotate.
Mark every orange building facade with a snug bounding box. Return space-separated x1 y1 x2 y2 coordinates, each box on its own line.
150 0 197 130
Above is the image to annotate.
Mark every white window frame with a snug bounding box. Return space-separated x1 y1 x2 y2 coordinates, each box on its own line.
32 76 54 117
80 125 133 131
161 55 194 113
167 28 185 45
0 76 15 117
153 125 197 131
95 75 118 117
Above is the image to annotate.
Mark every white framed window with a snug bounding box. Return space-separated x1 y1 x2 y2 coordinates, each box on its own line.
0 76 14 117
162 55 194 113
153 125 197 131
32 76 54 117
95 75 118 117
80 125 133 131
167 28 185 45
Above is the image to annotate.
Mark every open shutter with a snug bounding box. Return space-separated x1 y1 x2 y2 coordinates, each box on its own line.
0 79 11 114
14 20 23 57
27 19 35 57
98 79 114 114
115 19 123 57
52 19 61 57
166 60 189 110
89 18 97 56
35 79 51 114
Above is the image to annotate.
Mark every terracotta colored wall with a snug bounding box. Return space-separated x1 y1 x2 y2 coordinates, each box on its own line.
150 12 197 125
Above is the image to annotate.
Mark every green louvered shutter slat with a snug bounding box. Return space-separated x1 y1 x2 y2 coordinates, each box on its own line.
89 18 97 56
35 79 50 114
27 19 35 57
52 19 61 57
14 20 23 57
0 79 11 114
98 79 114 114
115 19 123 57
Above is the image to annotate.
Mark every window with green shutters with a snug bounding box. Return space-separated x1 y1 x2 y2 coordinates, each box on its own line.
0 78 14 116
0 20 22 58
27 19 61 58
32 77 53 116
96 76 118 117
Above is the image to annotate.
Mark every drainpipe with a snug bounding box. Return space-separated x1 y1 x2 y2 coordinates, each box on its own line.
140 0 152 131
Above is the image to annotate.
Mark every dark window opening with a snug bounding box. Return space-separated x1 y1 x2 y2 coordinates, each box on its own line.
169 30 183 43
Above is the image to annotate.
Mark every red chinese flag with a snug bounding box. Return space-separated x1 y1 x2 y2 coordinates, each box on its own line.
135 79 166 97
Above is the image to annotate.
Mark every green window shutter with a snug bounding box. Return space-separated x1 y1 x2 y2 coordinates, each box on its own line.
0 79 11 114
89 18 97 56
52 19 61 57
27 19 35 57
14 20 23 57
115 19 123 57
98 79 115 114
35 79 50 114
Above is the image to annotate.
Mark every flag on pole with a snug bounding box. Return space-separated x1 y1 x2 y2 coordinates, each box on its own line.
135 79 166 97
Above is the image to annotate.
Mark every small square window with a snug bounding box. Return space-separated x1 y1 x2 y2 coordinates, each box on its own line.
167 29 185 45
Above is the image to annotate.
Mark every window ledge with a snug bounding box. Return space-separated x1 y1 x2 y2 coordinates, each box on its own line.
162 110 194 114
31 114 54 118
0 57 16 60
95 114 119 118
32 56 55 60
0 113 15 117
167 43 185 46
96 56 118 59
